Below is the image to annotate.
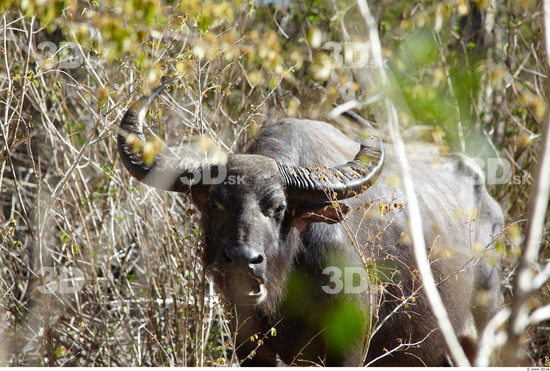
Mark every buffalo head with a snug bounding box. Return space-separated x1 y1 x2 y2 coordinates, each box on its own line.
117 82 384 310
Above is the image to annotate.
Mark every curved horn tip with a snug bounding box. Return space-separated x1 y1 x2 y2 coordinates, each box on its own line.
281 128 385 202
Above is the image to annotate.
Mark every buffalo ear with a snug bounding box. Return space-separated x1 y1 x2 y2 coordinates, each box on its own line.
290 202 351 232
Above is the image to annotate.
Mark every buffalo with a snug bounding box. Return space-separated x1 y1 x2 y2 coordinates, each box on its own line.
117 82 504 366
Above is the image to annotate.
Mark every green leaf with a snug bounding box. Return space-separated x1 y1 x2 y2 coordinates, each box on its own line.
198 13 211 34
60 233 69 244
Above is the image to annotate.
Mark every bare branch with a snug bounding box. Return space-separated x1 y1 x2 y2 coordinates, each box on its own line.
532 261 550 291
475 308 511 366
529 304 550 326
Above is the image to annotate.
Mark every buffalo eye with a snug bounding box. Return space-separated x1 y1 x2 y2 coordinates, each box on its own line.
271 204 286 219
208 199 225 211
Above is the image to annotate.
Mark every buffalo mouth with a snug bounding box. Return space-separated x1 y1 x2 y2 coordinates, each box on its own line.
213 271 267 306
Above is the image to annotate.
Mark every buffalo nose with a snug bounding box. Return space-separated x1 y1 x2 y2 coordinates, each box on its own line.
220 246 264 270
